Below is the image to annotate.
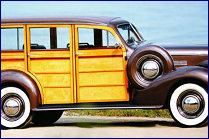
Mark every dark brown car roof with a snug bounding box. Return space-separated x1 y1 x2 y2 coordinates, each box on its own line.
1 15 128 26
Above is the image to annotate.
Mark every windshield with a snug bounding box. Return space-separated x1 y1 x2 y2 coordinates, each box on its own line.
117 23 144 48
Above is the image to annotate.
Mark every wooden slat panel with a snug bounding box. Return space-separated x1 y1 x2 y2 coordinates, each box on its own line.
78 86 129 102
79 57 124 72
78 49 123 57
30 59 71 73
1 51 24 55
1 52 24 60
35 74 71 87
44 88 73 104
1 60 24 70
30 50 71 59
79 71 125 86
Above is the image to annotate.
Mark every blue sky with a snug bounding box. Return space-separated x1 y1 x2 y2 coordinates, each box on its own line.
1 1 208 44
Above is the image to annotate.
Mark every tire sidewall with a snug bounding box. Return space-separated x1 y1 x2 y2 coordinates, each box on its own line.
1 87 31 128
169 83 208 126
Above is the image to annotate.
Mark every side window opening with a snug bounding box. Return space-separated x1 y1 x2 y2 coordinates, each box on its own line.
30 27 69 50
1 28 24 51
78 28 118 50
102 30 117 47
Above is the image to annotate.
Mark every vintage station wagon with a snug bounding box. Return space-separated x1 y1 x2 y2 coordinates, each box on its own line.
1 16 208 128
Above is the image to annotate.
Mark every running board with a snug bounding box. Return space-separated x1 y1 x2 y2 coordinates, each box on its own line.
32 103 164 111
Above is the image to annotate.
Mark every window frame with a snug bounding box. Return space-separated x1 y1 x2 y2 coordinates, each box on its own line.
1 25 26 52
75 25 126 52
77 28 119 49
26 24 72 52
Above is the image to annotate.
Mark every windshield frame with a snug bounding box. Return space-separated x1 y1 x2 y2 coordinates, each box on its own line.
130 23 144 41
116 23 144 47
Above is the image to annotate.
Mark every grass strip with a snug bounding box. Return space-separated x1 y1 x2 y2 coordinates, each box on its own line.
65 109 171 118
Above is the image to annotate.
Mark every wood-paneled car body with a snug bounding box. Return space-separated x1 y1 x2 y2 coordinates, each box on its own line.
1 16 208 128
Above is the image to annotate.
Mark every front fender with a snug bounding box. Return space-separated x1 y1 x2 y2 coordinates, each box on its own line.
198 60 208 68
133 66 208 107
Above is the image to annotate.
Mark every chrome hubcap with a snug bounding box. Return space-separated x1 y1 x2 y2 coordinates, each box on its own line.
182 95 200 114
177 90 204 119
3 98 21 117
135 54 163 86
1 94 25 121
141 61 160 79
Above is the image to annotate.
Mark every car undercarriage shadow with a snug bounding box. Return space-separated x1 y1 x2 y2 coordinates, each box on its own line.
29 118 177 128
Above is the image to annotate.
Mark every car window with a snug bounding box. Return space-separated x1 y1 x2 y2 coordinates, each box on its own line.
30 27 70 50
78 28 118 49
1 28 24 51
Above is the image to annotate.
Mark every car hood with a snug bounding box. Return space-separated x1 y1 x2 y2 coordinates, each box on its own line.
135 41 208 56
159 43 208 56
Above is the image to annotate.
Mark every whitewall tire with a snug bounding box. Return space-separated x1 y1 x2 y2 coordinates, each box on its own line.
169 83 208 127
1 87 32 128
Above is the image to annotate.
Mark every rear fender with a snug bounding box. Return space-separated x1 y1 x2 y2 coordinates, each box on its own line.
1 70 42 109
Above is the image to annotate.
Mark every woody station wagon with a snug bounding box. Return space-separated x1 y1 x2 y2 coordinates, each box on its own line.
1 16 208 128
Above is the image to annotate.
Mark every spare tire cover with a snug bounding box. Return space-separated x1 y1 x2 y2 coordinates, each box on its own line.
127 45 175 89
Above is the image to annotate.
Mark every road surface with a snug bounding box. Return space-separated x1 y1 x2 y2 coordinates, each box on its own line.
1 114 208 138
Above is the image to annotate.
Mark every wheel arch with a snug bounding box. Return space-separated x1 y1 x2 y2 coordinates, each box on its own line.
1 69 43 109
165 77 208 108
133 66 208 107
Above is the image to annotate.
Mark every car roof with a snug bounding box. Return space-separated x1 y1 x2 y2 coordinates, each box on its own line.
1 15 128 26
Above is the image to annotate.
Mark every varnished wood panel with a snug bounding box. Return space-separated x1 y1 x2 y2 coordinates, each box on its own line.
44 88 73 104
78 49 123 57
78 86 128 102
78 57 124 72
30 50 71 59
1 51 25 70
35 74 71 87
30 59 71 73
79 71 125 86
1 60 25 70
29 51 73 104
1 52 25 60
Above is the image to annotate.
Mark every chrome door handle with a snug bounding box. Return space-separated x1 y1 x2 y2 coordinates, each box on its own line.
75 52 83 56
27 53 36 57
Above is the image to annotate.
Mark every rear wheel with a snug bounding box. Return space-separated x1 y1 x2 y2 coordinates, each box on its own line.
1 87 33 129
32 111 63 126
169 83 208 127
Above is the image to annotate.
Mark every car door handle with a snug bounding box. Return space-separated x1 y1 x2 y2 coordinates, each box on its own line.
75 52 83 56
27 53 36 57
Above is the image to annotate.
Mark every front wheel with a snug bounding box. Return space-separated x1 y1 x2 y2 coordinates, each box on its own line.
169 83 208 127
1 87 33 129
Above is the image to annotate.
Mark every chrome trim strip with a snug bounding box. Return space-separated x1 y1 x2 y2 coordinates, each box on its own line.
169 51 208 56
174 61 188 66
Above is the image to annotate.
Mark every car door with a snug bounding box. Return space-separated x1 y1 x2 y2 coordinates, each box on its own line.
74 25 129 103
26 25 74 104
